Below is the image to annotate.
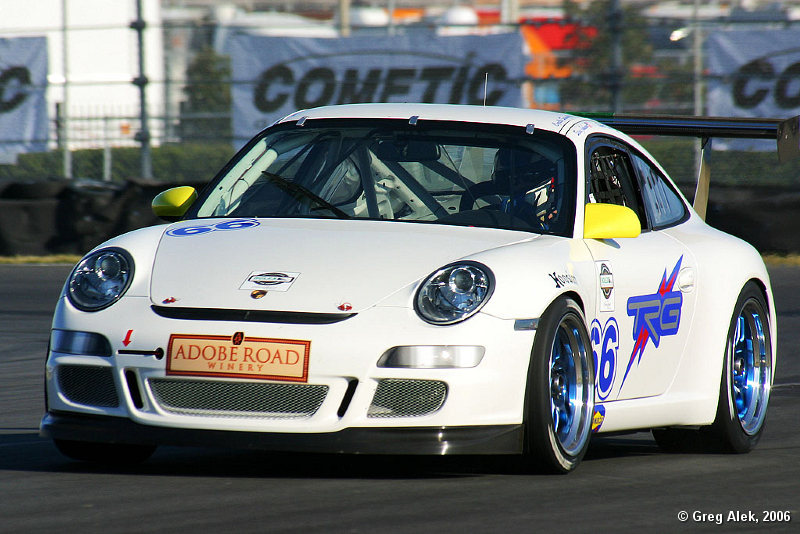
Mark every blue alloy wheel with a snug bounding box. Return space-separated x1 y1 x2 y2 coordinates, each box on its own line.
526 297 594 473
549 315 592 456
730 298 771 435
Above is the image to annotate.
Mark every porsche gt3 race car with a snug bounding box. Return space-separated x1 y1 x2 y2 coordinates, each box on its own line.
41 103 787 473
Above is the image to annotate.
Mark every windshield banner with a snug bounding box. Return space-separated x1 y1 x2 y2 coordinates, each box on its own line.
0 37 48 164
226 32 525 145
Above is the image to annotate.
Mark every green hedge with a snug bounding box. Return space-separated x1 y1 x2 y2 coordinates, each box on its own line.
0 143 236 184
3 139 798 188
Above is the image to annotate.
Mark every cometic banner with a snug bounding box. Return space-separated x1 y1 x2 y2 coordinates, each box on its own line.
707 30 800 119
227 32 525 143
0 37 48 164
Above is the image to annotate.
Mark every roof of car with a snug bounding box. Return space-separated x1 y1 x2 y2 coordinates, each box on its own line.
277 103 584 133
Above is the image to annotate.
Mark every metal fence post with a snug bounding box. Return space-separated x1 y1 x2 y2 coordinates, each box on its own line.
132 0 153 179
61 0 72 179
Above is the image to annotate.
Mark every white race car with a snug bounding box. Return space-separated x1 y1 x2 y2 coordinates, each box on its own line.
41 104 785 473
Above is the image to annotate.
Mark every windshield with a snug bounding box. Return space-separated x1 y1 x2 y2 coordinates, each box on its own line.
190 119 577 236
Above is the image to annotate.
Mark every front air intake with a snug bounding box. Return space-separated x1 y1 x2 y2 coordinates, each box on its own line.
57 365 120 408
148 378 328 418
367 379 447 418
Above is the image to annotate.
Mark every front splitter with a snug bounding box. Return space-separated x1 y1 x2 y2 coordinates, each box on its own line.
40 411 525 455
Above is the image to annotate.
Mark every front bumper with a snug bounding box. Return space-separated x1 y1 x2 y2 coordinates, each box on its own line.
46 297 538 434
41 411 524 455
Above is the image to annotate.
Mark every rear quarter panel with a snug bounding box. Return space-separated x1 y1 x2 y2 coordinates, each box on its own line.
645 214 774 427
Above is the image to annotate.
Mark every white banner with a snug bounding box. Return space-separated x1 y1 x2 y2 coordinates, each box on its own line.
0 37 48 164
226 32 525 144
707 30 800 118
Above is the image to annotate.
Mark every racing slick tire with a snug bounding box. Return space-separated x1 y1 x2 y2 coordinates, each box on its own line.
523 296 594 474
54 439 156 465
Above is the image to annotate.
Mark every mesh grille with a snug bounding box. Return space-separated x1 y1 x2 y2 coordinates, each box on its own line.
57 365 119 408
148 378 328 418
367 379 447 418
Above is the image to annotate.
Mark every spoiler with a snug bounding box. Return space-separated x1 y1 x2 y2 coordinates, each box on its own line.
578 113 800 219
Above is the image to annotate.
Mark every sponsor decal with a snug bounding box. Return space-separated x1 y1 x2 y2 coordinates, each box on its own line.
592 404 606 433
0 37 48 163
227 33 524 135
551 114 572 129
0 66 33 113
248 272 295 286
166 219 260 237
252 58 512 114
707 30 800 116
570 121 591 137
250 290 267 299
549 271 577 288
590 317 619 401
621 256 684 389
240 271 299 292
596 261 615 312
167 333 310 382
599 264 614 298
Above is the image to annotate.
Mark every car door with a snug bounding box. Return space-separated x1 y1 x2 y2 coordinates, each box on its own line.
582 136 698 402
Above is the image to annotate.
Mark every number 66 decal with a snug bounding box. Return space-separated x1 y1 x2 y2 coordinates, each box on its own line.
590 317 619 401
166 219 260 237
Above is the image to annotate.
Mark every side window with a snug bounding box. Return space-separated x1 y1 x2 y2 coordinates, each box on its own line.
587 143 647 229
631 153 686 228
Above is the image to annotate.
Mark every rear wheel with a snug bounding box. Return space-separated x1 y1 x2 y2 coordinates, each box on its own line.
708 283 772 452
54 439 156 465
653 282 772 453
524 297 594 473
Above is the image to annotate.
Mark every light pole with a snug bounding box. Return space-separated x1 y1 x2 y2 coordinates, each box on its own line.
61 0 72 179
692 0 703 117
670 1 708 218
339 0 351 37
609 0 623 113
132 0 153 179
692 0 704 185
501 0 519 25
669 0 705 181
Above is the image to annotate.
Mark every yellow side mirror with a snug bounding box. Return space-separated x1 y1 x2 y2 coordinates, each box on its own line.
152 186 197 221
583 203 641 239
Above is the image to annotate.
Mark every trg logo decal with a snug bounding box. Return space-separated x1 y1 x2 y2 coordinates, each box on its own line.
621 256 683 389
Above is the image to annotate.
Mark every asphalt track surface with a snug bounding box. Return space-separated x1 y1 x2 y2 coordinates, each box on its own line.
1 264 798 533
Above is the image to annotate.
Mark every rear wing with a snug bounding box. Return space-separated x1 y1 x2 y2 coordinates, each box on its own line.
579 113 800 220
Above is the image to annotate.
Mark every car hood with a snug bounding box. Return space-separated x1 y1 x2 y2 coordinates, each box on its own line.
150 218 537 313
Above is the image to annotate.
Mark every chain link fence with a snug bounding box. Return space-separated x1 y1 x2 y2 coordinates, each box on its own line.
2 13 799 184
1 10 799 255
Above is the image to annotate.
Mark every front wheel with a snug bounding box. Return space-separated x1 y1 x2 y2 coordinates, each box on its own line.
524 297 595 474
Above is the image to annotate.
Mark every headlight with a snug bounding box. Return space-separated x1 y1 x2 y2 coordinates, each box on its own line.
415 262 494 325
67 248 134 311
